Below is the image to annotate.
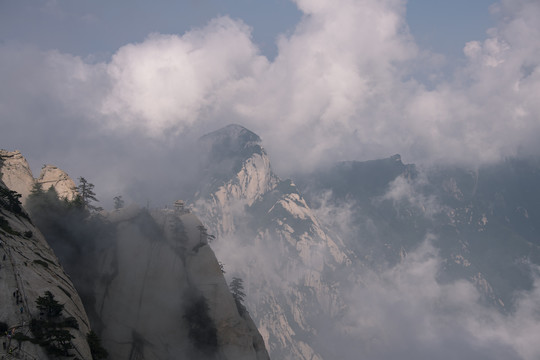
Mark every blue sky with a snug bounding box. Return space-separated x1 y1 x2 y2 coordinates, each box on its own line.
1 0 495 62
407 0 495 60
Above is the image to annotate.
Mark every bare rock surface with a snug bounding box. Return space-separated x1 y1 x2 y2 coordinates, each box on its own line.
0 180 92 359
37 165 78 201
93 206 270 360
0 150 35 204
193 125 353 360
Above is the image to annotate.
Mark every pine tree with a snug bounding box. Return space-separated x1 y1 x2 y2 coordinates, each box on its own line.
36 291 64 318
183 295 218 354
229 277 246 314
87 331 109 359
77 177 102 212
29 182 44 196
0 186 23 215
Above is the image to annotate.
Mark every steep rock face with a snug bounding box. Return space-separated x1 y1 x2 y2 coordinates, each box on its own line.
0 150 35 204
93 205 269 360
0 150 79 204
1 149 268 359
192 125 353 360
37 165 78 201
0 180 92 359
196 124 280 237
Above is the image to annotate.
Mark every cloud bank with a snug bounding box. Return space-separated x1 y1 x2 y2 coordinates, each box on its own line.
324 240 540 360
1 0 540 199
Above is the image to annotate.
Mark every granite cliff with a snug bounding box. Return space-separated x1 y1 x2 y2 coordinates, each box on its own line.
0 179 93 359
0 148 270 360
192 125 353 360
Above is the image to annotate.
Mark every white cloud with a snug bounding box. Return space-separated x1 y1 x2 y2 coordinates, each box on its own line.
101 17 268 136
238 0 419 172
2 0 540 190
329 240 540 360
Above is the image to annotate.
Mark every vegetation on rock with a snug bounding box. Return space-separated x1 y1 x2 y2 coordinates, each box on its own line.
183 294 218 355
29 291 79 357
87 330 109 359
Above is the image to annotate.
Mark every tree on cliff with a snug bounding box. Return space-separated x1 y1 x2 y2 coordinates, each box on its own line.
87 331 109 359
31 291 78 357
36 291 64 318
229 277 246 314
76 177 102 212
0 186 24 216
183 295 218 355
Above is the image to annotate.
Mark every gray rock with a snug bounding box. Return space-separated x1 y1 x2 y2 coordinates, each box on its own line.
93 206 269 360
0 150 35 204
0 180 92 359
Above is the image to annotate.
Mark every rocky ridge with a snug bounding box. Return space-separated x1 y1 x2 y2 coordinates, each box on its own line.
0 150 78 204
192 125 353 360
296 155 540 310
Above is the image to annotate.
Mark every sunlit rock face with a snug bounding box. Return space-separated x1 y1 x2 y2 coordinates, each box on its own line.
0 150 78 204
196 124 280 237
0 150 35 204
0 180 93 359
93 205 269 360
37 165 78 201
192 125 353 360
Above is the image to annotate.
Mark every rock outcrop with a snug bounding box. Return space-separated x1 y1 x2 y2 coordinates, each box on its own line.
0 180 93 359
0 150 79 204
196 124 280 237
192 125 352 360
37 165 78 202
0 150 35 204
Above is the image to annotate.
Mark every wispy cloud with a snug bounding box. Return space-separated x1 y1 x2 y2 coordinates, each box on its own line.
324 239 540 360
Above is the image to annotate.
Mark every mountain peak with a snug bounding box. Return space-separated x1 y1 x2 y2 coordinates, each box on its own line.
200 124 262 148
198 124 266 173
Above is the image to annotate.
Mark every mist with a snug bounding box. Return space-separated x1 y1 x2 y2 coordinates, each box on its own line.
320 240 540 360
202 183 540 359
190 149 540 359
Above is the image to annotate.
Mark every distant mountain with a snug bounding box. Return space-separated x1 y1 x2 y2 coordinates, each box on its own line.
296 155 540 309
191 124 540 359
